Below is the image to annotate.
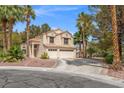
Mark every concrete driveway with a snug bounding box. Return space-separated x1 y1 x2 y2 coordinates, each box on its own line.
0 70 118 88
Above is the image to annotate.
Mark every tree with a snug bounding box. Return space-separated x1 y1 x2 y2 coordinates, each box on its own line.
24 5 35 57
110 5 122 70
41 23 51 32
30 25 41 38
76 12 94 58
74 31 82 57
89 5 124 59
0 6 25 52
0 6 11 52
8 6 24 50
87 47 96 58
12 31 22 45
89 5 124 69
0 24 3 50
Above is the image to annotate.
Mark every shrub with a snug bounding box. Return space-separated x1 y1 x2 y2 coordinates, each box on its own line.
41 52 49 59
0 52 7 62
8 45 24 61
0 46 24 62
87 47 96 58
104 53 113 64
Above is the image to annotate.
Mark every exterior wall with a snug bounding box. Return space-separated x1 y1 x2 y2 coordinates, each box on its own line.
43 34 48 45
55 35 61 46
42 30 73 47
20 43 27 56
61 33 73 47
20 43 27 50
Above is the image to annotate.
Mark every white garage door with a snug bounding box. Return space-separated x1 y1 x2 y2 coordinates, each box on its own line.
59 50 74 58
47 49 58 59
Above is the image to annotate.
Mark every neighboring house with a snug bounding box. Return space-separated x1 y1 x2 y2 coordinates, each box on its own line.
21 29 76 59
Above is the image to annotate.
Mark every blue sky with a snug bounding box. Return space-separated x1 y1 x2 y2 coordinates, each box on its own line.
14 5 90 34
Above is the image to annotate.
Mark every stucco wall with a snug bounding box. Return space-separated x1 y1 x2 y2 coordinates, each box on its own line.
42 30 74 47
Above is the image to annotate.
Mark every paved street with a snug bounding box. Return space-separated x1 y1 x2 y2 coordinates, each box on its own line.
0 70 119 88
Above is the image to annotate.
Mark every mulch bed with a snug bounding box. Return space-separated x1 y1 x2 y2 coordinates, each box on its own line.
0 58 57 68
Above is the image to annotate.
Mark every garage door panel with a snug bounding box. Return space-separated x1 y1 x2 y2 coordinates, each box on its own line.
47 49 75 59
60 50 74 58
48 51 58 59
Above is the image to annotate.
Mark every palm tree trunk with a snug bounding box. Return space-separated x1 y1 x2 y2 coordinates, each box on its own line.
8 17 14 50
82 31 86 58
2 19 7 53
79 40 81 58
26 14 30 57
111 5 122 70
85 40 88 58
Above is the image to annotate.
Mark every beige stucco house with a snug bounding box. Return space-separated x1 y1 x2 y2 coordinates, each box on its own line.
21 29 76 59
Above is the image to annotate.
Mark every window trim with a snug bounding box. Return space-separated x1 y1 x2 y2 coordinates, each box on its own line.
64 38 69 45
49 36 54 44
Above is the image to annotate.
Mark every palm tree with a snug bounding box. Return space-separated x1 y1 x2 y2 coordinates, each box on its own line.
74 31 82 57
24 5 35 57
77 12 93 58
110 5 122 70
8 6 24 50
0 6 11 52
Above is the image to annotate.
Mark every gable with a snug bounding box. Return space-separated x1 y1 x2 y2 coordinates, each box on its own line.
54 29 63 34
46 31 56 37
57 31 73 39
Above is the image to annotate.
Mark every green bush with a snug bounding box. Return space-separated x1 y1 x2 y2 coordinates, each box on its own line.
8 45 24 61
41 52 49 59
0 52 8 62
104 53 113 64
0 46 24 62
87 47 96 58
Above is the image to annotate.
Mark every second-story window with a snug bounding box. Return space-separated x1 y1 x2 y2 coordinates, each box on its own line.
49 37 54 43
64 38 69 45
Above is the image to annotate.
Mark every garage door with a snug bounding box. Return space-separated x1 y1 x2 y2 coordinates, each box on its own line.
47 49 58 59
59 50 74 58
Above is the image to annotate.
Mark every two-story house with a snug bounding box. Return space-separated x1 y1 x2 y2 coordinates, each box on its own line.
21 29 76 59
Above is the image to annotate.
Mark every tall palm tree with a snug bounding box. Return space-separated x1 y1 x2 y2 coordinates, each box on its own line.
110 5 122 70
8 6 24 50
0 6 11 52
24 5 35 57
77 12 93 58
74 31 82 57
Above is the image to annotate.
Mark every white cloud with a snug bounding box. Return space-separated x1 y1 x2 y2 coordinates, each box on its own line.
34 6 80 17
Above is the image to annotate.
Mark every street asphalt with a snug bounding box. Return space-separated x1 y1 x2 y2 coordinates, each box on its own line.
0 69 119 88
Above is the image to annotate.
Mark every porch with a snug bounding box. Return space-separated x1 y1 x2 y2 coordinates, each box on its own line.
29 42 40 58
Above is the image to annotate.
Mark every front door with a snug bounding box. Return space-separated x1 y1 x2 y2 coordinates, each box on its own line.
34 44 39 57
